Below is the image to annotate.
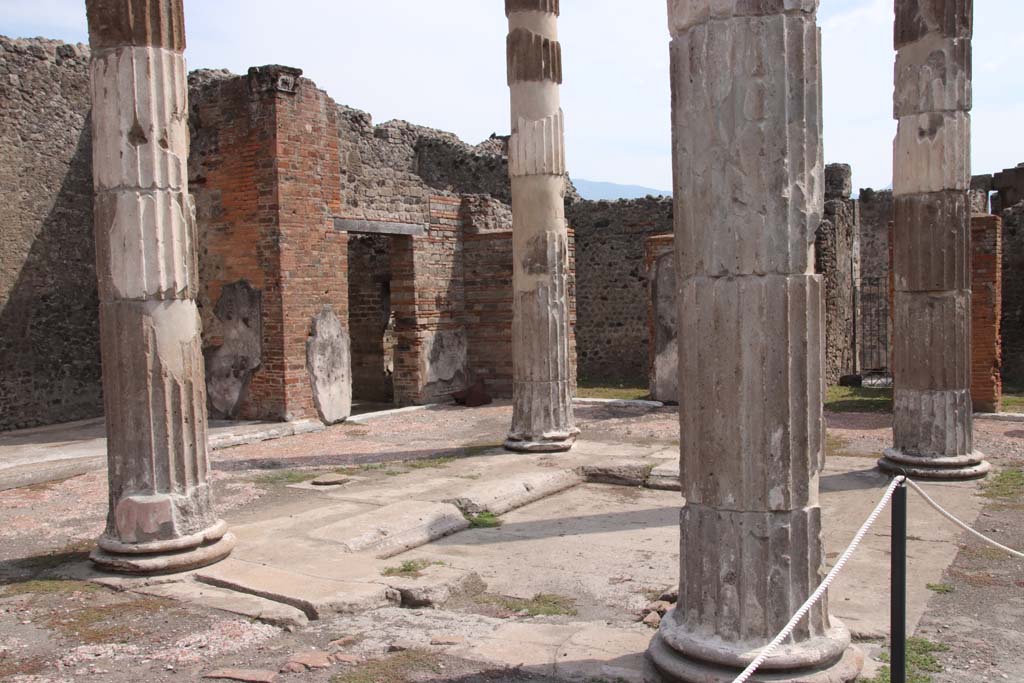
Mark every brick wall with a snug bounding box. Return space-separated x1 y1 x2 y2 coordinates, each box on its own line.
567 197 673 384
971 214 1002 412
348 234 393 402
463 196 514 398
0 37 100 430
189 66 346 421
274 71 346 421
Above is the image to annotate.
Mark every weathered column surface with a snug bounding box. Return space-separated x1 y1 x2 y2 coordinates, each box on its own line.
503 0 578 452
648 2 862 681
86 0 235 572
879 0 990 479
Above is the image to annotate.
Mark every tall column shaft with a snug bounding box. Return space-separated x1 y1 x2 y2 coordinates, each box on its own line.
649 2 861 681
86 0 234 573
880 0 989 479
504 0 578 452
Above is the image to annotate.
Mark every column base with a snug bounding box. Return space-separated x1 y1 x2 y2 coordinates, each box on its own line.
879 448 990 480
91 526 236 575
504 429 578 453
648 625 862 683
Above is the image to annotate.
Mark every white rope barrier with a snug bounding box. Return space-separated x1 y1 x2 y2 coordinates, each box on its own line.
904 478 1024 560
730 475 1024 683
730 476 905 683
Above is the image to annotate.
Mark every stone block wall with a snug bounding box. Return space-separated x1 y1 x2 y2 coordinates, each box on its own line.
1001 201 1024 389
816 164 860 385
189 66 347 422
0 37 101 431
568 197 673 384
971 214 1002 412
858 188 894 372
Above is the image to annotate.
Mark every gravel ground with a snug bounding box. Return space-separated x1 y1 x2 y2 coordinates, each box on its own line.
1 405 1021 682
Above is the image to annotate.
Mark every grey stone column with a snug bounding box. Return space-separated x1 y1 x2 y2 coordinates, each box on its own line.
879 0 989 480
648 3 862 681
86 0 235 573
503 0 578 453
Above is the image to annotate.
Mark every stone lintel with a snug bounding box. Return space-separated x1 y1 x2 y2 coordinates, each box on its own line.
87 0 185 51
893 191 969 292
505 0 559 16
668 0 819 35
895 0 972 50
334 217 426 237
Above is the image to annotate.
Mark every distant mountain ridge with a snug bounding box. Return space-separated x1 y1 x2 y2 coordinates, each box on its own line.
572 178 671 201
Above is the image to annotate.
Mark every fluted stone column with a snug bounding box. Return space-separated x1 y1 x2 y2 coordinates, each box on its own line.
879 0 989 480
503 0 578 453
86 0 235 573
648 3 862 681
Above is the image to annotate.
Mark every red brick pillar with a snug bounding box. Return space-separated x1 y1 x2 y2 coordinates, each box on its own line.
971 214 1003 412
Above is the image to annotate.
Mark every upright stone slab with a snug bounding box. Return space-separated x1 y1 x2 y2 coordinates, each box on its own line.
880 0 990 479
503 0 578 452
649 3 862 681
86 0 234 573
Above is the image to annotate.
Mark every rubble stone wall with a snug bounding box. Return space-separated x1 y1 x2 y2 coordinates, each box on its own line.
1001 202 1024 389
858 188 894 372
567 197 673 385
0 37 100 431
816 164 859 385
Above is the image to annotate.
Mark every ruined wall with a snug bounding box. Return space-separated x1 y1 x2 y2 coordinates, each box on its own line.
816 164 859 385
0 37 100 431
1002 202 1024 389
858 188 894 372
644 234 677 402
971 214 1002 411
189 67 347 422
568 197 673 384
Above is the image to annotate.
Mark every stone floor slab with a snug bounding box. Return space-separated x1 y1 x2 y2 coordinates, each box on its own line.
195 558 396 619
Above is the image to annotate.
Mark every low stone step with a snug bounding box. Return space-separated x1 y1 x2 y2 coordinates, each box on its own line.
443 469 582 515
196 558 396 619
306 500 469 558
645 460 681 491
137 579 308 628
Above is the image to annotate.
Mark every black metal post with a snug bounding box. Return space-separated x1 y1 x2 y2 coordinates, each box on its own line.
891 480 908 683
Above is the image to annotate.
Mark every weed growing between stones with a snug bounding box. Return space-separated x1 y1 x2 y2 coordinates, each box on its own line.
981 468 1024 500
380 560 444 578
476 593 577 617
330 650 443 683
464 512 502 528
825 386 893 413
407 457 456 469
862 637 949 683
926 583 954 594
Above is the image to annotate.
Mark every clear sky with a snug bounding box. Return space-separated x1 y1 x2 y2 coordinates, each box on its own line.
3 0 1022 192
